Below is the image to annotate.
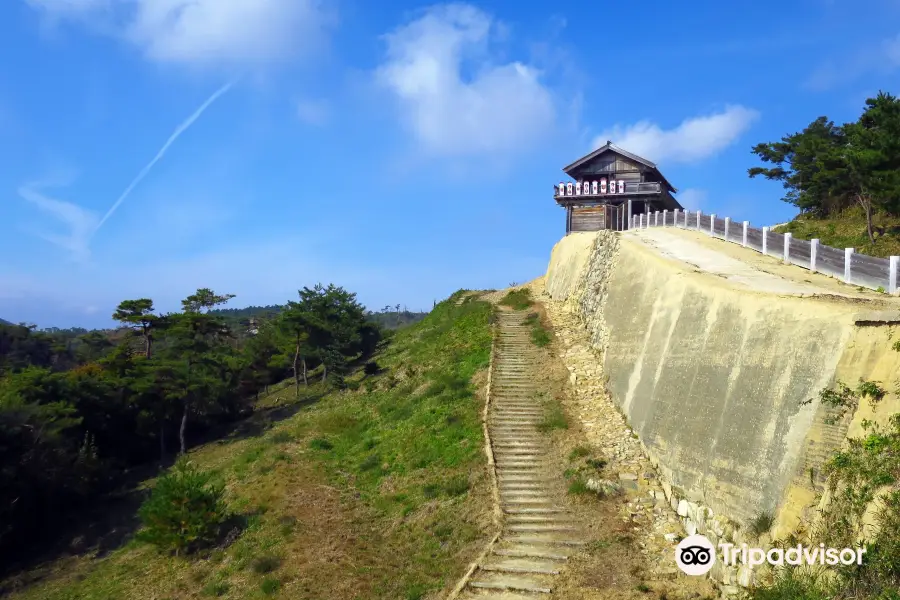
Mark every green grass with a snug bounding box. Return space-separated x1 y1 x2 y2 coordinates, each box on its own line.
522 311 551 347
747 509 775 538
568 479 590 495
537 398 569 432
745 568 835 600
569 445 591 460
775 207 900 258
499 288 533 311
5 290 494 600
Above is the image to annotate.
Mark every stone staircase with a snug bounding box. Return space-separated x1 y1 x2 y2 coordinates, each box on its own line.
457 309 584 598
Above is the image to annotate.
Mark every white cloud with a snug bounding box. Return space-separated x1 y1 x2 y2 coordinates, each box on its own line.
18 181 99 262
805 33 900 91
375 4 557 157
676 188 707 211
883 33 900 65
592 105 759 165
295 98 330 126
25 0 334 68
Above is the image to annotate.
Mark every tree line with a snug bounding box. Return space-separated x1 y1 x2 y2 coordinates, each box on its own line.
749 91 900 242
0 284 380 560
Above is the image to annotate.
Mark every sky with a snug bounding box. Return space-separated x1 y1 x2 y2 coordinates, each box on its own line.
1 0 898 328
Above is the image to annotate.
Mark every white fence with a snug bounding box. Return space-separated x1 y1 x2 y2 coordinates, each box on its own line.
629 209 899 294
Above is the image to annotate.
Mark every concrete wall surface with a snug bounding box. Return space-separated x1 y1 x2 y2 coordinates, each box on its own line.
545 230 900 541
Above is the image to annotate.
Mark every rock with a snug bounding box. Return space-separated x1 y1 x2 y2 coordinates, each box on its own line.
586 478 624 497
677 499 689 517
737 566 755 587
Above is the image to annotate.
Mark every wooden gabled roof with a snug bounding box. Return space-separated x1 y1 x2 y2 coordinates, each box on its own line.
563 141 677 193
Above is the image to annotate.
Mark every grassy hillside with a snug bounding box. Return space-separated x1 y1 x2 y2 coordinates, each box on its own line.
774 206 900 258
3 291 493 600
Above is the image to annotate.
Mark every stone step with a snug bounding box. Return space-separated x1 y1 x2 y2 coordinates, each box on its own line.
507 523 578 533
480 557 562 576
499 489 547 497
494 452 542 459
497 482 550 490
503 533 585 546
497 475 550 483
506 514 575 523
493 544 571 561
457 591 539 600
503 507 568 514
494 455 542 462
500 497 556 505
468 573 552 594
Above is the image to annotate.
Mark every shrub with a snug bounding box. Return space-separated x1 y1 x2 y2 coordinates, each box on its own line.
309 437 333 451
568 479 589 495
260 577 281 595
569 446 591 460
499 289 533 310
444 476 470 497
364 361 380 376
136 459 229 555
201 580 230 597
748 510 775 539
251 554 282 574
531 325 551 347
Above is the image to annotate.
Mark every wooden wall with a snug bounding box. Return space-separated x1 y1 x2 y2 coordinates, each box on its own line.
570 206 606 232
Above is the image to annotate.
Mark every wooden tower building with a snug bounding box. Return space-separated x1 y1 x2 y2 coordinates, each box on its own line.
554 142 683 233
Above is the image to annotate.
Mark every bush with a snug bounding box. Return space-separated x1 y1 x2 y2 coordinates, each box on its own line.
251 554 282 574
499 289 533 310
748 510 775 539
260 577 280 595
364 361 380 376
136 459 229 555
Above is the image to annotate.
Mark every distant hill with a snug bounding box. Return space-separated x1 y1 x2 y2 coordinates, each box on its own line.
0 318 10 326
209 304 429 331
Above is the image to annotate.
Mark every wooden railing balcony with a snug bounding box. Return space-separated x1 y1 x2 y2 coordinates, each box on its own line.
554 181 662 200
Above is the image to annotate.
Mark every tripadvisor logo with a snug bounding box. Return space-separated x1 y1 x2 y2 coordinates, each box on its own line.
675 535 716 576
674 534 868 576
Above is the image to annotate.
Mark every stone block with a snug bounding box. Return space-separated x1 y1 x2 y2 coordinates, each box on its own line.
737 565 755 587
677 499 689 517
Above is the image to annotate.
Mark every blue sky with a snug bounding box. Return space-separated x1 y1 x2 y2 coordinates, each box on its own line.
1 0 898 328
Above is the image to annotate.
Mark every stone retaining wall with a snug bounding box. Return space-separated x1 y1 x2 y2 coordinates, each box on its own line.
542 230 900 592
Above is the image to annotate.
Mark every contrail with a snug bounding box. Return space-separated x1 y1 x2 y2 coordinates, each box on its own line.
90 79 237 238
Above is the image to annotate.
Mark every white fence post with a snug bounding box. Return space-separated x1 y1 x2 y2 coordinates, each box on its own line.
890 256 898 294
783 232 792 264
663 209 668 226
674 209 679 227
724 217 730 242
627 199 633 228
742 221 748 247
762 227 768 255
655 211 659 227
640 214 644 228
696 210 702 230
810 239 819 272
710 214 716 236
844 248 854 283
